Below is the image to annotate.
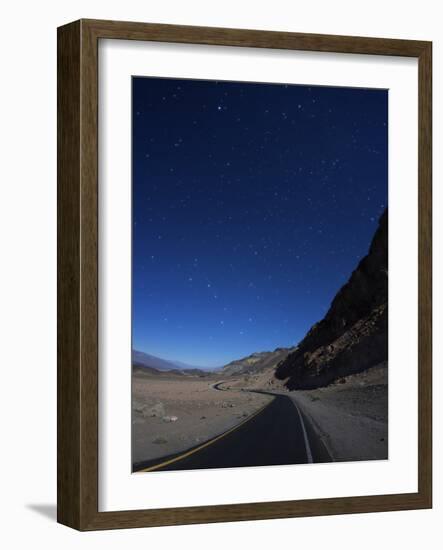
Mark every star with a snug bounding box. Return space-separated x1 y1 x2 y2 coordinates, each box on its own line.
132 76 387 365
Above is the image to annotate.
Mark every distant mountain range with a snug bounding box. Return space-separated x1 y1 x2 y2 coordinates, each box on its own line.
132 350 212 375
132 348 295 378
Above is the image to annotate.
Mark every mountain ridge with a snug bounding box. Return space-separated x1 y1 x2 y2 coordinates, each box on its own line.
275 209 388 389
220 346 295 376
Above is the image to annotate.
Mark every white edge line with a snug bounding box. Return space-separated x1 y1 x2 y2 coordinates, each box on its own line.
292 400 314 464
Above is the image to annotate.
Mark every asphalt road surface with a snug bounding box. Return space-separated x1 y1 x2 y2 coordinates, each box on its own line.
134 388 331 472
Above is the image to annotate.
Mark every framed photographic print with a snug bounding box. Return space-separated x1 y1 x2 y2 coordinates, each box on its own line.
57 19 432 530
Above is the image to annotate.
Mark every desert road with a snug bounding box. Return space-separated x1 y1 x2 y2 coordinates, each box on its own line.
133 386 331 472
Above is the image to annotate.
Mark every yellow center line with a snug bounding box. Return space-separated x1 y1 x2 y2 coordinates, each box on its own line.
137 396 274 472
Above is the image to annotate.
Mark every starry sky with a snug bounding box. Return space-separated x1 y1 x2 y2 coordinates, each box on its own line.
132 77 388 368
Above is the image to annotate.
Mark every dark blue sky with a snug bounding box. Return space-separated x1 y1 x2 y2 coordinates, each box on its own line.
132 77 387 368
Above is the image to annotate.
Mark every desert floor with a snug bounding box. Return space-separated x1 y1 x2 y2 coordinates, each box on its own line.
132 371 272 465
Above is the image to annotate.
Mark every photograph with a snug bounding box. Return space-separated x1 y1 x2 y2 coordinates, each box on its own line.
131 76 388 473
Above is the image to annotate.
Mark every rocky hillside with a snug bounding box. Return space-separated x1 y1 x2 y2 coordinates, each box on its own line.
222 347 295 376
275 210 388 390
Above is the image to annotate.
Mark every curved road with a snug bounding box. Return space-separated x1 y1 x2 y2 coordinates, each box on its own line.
134 385 331 472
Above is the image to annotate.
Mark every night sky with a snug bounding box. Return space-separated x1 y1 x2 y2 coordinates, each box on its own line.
132 77 387 368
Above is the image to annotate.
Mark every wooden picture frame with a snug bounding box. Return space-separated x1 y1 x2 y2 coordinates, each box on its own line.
57 18 432 530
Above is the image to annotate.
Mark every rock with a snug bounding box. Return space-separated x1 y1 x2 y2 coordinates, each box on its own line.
133 400 144 412
147 403 166 418
133 401 166 418
162 415 178 422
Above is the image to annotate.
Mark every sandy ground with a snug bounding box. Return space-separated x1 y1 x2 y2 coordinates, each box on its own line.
288 363 388 461
132 372 272 464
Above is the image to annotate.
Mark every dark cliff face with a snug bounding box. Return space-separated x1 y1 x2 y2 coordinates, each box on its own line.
275 210 388 390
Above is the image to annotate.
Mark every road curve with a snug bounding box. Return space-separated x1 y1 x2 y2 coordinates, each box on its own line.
134 385 331 472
